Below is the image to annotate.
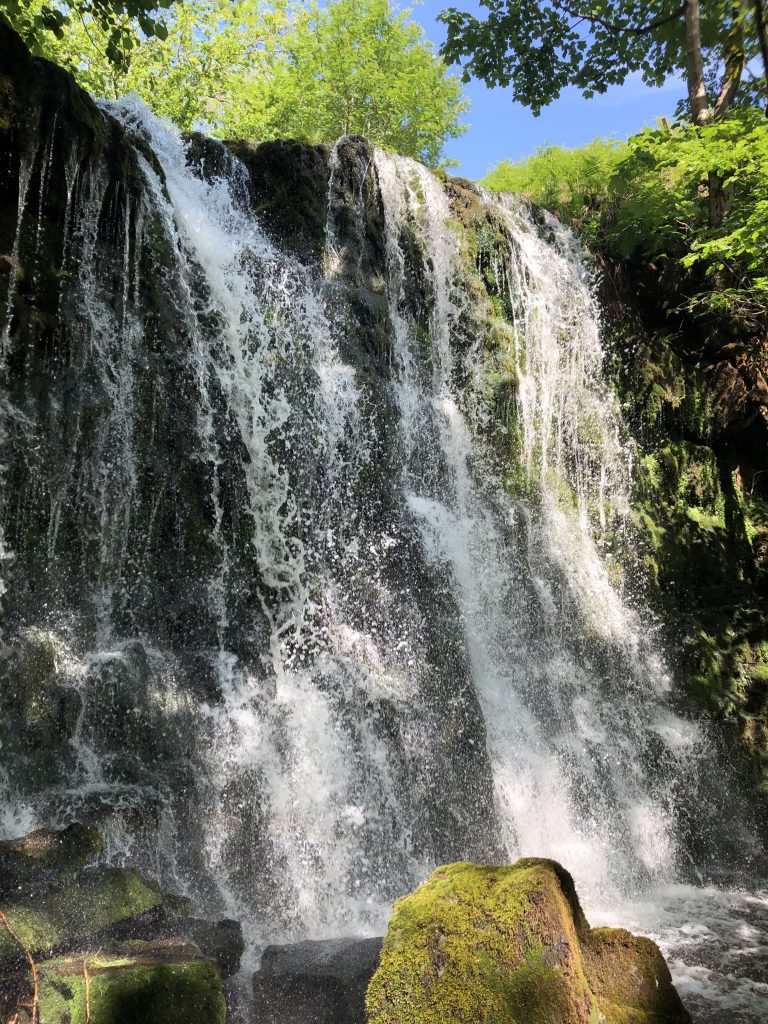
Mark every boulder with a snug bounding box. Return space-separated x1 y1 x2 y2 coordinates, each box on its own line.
366 859 691 1024
27 939 225 1024
252 936 383 1024
185 918 245 979
0 866 167 960
582 927 691 1024
0 824 103 897
0 826 239 1021
105 911 244 979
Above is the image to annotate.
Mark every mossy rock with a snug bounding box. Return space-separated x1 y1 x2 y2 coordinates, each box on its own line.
366 860 690 1024
0 867 168 960
32 940 226 1024
582 928 689 1024
0 824 103 895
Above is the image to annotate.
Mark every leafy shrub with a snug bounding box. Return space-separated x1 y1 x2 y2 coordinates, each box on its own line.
482 140 625 244
483 111 768 321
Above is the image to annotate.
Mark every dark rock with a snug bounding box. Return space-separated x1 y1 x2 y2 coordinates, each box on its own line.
105 911 244 979
252 936 383 1024
225 138 331 267
186 918 244 979
0 823 102 897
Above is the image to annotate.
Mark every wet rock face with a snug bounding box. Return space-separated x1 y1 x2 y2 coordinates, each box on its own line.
0 21 263 651
366 860 691 1024
252 936 383 1024
600 254 768 787
0 18 502 922
225 138 331 267
0 823 103 896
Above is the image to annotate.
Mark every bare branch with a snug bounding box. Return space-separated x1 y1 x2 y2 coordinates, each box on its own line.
552 1 686 36
0 910 38 1024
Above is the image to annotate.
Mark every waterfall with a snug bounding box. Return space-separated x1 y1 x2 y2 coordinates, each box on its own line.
1 96 766 1021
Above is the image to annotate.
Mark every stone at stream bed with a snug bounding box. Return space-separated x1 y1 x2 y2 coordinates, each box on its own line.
105 910 244 979
31 939 226 1024
366 859 691 1024
0 866 168 961
252 936 383 1024
0 824 103 897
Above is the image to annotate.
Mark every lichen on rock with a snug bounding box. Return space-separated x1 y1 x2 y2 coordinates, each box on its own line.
366 860 690 1024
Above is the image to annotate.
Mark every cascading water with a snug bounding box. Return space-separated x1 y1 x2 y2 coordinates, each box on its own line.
1 80 766 1023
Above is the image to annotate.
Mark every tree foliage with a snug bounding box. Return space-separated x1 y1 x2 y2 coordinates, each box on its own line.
483 111 768 320
0 0 171 65
438 1 766 120
483 140 625 241
242 0 469 166
10 0 468 167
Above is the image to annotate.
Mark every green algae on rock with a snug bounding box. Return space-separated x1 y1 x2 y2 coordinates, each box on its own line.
34 940 226 1024
582 928 689 1024
366 860 691 1024
0 868 167 960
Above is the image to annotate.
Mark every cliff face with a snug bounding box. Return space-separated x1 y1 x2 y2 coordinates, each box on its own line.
600 255 768 787
0 21 503 930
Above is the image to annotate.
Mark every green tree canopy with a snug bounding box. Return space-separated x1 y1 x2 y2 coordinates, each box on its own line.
244 0 469 166
438 1 767 122
0 0 171 64
9 0 468 167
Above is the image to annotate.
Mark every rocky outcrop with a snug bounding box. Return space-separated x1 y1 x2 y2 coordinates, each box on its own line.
225 138 331 267
253 936 383 1023
366 860 690 1024
600 254 768 788
0 826 238 1024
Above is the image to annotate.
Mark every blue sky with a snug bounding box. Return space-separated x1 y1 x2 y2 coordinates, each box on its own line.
408 0 685 179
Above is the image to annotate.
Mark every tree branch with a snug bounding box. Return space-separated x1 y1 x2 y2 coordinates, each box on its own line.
552 1 686 36
0 910 38 1024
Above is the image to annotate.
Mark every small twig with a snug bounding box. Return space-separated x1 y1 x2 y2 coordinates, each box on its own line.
0 910 38 1024
83 955 91 1024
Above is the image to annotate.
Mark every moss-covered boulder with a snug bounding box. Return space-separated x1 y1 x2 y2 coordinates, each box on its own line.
30 940 226 1024
366 860 690 1024
582 928 688 1024
0 867 169 960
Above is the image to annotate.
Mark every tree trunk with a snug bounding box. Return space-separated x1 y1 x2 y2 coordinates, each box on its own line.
685 0 710 123
714 1 746 117
708 169 734 227
754 0 768 116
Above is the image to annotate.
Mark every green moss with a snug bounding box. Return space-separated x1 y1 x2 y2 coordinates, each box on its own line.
35 942 226 1024
0 73 15 132
367 861 690 1024
366 860 596 1024
623 426 768 778
0 868 166 958
582 929 690 1024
